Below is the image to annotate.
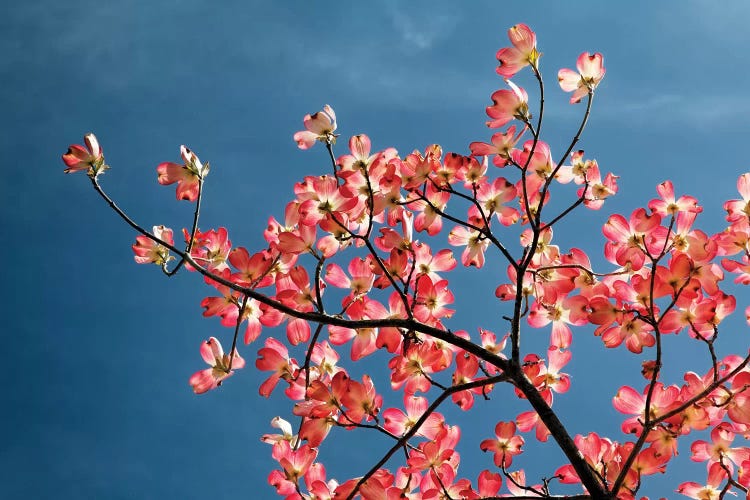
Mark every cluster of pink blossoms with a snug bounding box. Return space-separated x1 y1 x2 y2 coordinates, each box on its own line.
62 21 750 500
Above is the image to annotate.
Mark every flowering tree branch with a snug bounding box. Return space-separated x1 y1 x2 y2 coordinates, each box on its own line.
62 22 750 500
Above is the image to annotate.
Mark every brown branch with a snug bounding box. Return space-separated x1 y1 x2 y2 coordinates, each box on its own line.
510 366 611 498
345 374 509 500
611 351 750 495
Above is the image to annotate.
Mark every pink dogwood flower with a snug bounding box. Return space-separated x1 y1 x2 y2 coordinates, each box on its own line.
157 145 208 202
293 104 337 149
496 23 539 78
485 80 529 128
480 421 524 467
188 337 245 394
558 52 606 104
62 133 108 176
132 225 174 265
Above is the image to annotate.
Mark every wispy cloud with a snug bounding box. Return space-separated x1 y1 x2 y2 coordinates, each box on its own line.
600 92 750 127
301 45 496 110
3 1 481 110
293 2 493 109
383 0 459 52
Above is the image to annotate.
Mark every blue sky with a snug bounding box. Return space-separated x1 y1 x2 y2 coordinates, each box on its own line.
5 1 750 498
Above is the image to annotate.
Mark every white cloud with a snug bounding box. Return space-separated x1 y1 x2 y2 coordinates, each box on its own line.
383 0 459 52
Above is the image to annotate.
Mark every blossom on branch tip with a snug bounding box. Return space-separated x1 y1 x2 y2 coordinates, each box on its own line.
256 337 298 397
578 160 619 210
188 337 244 394
382 396 445 439
132 225 174 265
649 180 702 216
260 416 298 447
293 104 337 149
157 145 208 202
337 134 377 171
62 133 108 176
558 52 606 104
496 23 539 77
469 125 523 167
480 421 524 468
186 227 232 272
268 441 318 496
724 172 750 222
448 226 490 268
485 80 529 128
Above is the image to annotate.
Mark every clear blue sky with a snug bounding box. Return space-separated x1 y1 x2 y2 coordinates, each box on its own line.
4 1 750 498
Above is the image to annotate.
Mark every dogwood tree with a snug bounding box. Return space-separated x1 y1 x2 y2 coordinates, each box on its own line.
62 24 750 499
